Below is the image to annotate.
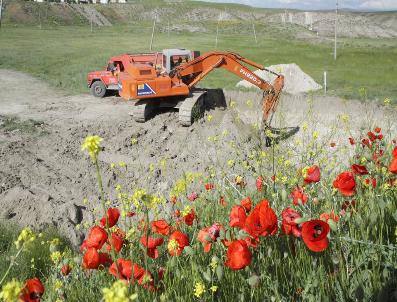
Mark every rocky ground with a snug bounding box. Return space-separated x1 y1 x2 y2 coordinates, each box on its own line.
0 69 395 246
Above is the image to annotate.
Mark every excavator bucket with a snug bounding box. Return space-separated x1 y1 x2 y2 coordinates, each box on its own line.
261 75 298 146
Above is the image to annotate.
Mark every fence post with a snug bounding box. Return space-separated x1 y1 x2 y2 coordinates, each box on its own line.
324 71 327 95
0 0 3 30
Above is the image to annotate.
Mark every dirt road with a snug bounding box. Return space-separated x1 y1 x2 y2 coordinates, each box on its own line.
0 69 395 246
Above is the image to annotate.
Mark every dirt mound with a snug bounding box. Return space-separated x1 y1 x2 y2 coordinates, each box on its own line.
236 63 322 95
0 70 395 247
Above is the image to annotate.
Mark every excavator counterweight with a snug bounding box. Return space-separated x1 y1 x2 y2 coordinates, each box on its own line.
116 49 284 127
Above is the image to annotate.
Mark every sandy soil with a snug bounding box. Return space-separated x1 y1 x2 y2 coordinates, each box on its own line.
0 69 395 246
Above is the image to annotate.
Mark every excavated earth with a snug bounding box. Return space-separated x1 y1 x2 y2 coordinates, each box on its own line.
0 69 395 246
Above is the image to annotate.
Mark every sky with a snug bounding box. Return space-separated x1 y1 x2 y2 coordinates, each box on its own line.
198 0 397 11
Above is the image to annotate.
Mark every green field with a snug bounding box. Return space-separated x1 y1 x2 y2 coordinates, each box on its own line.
0 24 396 100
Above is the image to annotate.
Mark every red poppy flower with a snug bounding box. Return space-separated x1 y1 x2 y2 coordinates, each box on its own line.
109 258 132 280
205 183 214 191
351 164 368 175
140 236 164 259
349 137 355 145
133 263 154 289
229 206 247 229
390 157 397 174
61 264 72 276
100 208 120 228
301 220 330 252
256 176 264 191
290 187 308 205
333 171 356 196
98 252 112 266
175 209 181 217
106 232 124 253
364 178 377 188
377 134 383 140
197 223 223 253
85 226 108 250
168 231 189 256
374 127 381 133
219 196 227 206
225 240 252 270
240 197 252 212
393 146 397 158
361 138 370 148
319 212 339 223
368 131 377 142
151 220 171 236
281 207 302 237
271 175 277 182
303 165 320 184
245 200 278 238
183 209 196 226
188 192 198 201
83 247 100 269
126 211 136 217
20 278 45 302
158 267 166 280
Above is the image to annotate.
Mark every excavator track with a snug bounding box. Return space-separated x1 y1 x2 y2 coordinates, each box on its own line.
178 91 206 126
129 100 159 122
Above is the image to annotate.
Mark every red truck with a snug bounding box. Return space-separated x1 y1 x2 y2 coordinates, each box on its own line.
87 54 132 97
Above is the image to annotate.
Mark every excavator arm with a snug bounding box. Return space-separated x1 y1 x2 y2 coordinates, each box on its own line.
172 51 284 125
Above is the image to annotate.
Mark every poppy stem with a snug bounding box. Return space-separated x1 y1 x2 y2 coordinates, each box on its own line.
94 159 121 279
0 245 24 286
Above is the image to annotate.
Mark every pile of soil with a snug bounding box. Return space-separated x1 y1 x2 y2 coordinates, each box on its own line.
236 63 322 95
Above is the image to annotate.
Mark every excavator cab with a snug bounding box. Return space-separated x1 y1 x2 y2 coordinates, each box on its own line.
162 49 200 73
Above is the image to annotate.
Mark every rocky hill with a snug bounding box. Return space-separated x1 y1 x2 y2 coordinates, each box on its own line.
2 0 397 38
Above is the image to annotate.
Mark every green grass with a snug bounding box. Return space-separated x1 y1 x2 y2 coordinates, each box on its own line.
0 25 396 100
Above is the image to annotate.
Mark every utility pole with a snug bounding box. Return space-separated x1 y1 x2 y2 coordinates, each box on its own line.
150 19 156 51
0 0 3 30
334 0 338 60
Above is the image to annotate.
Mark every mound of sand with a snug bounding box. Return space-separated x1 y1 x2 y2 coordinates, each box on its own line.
237 63 322 95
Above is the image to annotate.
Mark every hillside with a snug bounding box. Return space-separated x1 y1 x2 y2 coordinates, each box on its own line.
2 0 397 38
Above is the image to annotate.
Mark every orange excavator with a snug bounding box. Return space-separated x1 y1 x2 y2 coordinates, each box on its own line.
118 49 284 127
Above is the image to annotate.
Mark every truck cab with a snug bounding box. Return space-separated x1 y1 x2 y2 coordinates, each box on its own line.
87 55 130 98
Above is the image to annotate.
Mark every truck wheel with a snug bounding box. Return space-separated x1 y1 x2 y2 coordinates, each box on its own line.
91 81 107 98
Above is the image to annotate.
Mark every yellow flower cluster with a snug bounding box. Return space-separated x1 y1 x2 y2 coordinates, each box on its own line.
50 251 62 264
81 135 103 162
0 279 23 302
15 227 36 249
102 280 137 302
193 281 206 298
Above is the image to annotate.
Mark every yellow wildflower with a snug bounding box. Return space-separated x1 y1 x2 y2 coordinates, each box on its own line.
50 251 62 264
119 161 126 168
302 122 308 131
131 138 138 145
15 227 36 249
210 285 218 293
207 114 213 122
312 131 319 139
54 279 63 291
110 163 115 169
384 97 391 105
102 280 137 302
81 135 103 162
227 159 235 168
0 279 23 302
193 282 206 298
